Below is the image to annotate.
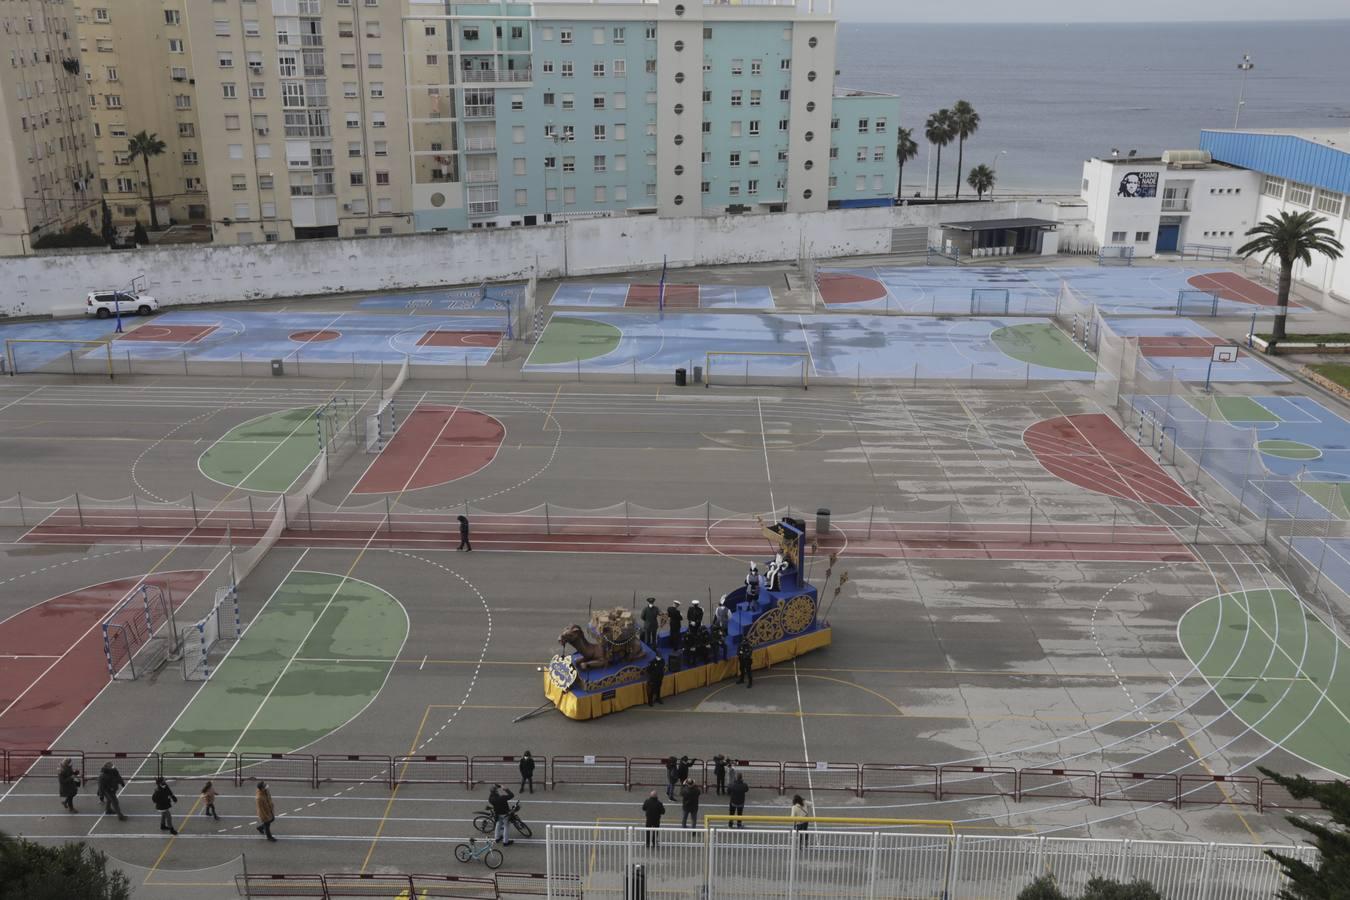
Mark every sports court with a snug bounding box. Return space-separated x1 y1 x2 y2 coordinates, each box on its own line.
550 281 776 309
817 265 1291 317
356 283 525 313
1103 317 1285 383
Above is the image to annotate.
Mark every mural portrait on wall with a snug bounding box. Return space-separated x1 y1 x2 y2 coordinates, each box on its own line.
1117 172 1159 198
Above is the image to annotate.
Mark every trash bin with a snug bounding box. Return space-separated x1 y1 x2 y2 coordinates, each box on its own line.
693 365 703 383
816 507 831 539
270 359 284 376
675 367 687 387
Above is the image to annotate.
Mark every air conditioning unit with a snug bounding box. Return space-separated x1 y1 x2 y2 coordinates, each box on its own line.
342 203 352 211
256 128 269 136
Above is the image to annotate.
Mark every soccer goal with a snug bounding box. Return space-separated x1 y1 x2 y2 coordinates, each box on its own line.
970 287 1011 315
1097 245 1136 267
181 587 241 681
316 395 359 457
102 584 180 680
5 338 114 379
1176 288 1221 317
706 351 811 390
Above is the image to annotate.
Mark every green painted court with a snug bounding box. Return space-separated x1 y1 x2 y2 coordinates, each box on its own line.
990 322 1097 373
1178 589 1350 777
198 407 325 493
158 570 408 769
1259 439 1322 461
1295 481 1350 518
527 316 622 365
1183 395 1281 423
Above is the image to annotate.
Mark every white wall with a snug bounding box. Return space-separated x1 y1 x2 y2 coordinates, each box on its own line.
1254 193 1350 303
0 200 1082 318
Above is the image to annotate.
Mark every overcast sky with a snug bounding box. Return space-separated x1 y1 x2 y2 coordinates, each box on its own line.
834 0 1350 23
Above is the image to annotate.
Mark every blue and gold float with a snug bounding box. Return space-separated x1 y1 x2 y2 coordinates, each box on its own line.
544 517 833 720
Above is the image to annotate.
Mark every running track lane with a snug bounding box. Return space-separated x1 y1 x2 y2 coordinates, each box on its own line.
0 571 207 755
1024 413 1198 507
352 404 505 494
18 511 1195 563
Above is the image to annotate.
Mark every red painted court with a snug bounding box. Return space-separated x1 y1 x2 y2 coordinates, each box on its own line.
0 571 207 756
415 329 503 349
289 329 341 343
1188 272 1286 307
625 283 700 309
352 404 505 494
1024 414 1198 507
818 273 887 305
1138 335 1232 358
116 324 218 343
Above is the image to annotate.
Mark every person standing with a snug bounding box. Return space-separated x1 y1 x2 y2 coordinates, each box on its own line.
744 563 761 606
666 600 683 651
255 782 277 841
518 751 535 794
201 781 220 821
152 777 178 835
680 778 701 828
98 762 128 821
675 755 691 786
687 598 704 630
641 791 666 848
727 773 749 827
57 758 80 812
457 515 472 551
709 621 727 663
641 597 661 649
489 783 515 845
736 638 754 688
712 755 728 796
645 655 665 706
664 757 678 801
790 795 811 846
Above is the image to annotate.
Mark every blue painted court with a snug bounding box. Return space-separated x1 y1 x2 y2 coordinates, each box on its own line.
818 265 1294 318
1104 317 1285 384
550 281 775 309
356 283 524 312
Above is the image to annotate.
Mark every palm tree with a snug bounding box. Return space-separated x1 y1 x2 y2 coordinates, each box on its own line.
950 100 980 199
127 131 167 230
895 126 918 200
924 109 954 201
966 165 996 200
1237 210 1344 343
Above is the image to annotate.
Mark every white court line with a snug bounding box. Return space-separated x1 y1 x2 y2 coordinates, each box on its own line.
0 385 44 415
796 315 819 378
757 398 775 514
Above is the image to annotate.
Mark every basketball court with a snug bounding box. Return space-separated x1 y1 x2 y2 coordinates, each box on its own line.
550 281 776 309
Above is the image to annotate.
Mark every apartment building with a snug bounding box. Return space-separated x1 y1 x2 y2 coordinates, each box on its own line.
74 0 208 228
0 0 101 255
187 0 896 244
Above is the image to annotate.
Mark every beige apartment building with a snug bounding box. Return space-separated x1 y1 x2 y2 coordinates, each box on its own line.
0 0 101 255
74 0 208 228
184 0 415 244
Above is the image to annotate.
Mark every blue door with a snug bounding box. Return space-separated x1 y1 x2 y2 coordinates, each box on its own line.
1156 224 1180 253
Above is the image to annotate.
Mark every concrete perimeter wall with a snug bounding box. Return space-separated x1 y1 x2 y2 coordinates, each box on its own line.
1 200 1086 318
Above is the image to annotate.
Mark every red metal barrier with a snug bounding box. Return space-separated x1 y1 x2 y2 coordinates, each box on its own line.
159 751 237 783
1258 777 1335 813
783 761 860 795
316 754 393 788
6 748 83 784
470 754 544 790
1100 771 1180 808
233 873 327 897
627 756 675 790
496 871 573 897
82 751 159 785
727 759 783 794
402 873 499 898
323 873 417 898
549 755 628 788
240 753 317 787
393 754 470 787
1017 767 1099 805
938 765 1018 801
859 763 939 798
1178 773 1261 809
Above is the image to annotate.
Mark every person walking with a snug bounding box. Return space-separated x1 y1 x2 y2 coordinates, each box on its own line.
728 773 749 827
255 782 277 841
645 655 665 706
489 783 515 845
664 757 678 801
518 751 535 794
152 777 178 835
680 778 701 828
641 790 666 848
640 597 661 648
457 515 472 551
58 758 80 812
712 755 728 796
666 601 683 651
790 794 811 846
201 781 220 821
98 762 127 821
736 637 754 687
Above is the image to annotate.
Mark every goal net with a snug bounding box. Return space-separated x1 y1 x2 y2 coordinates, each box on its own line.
1176 289 1220 317
102 584 180 680
364 355 410 453
706 351 811 390
316 395 359 458
1097 245 1136 266
5 339 114 379
970 287 1011 315
181 587 241 681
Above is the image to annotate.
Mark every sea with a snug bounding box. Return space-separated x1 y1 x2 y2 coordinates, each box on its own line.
835 19 1350 197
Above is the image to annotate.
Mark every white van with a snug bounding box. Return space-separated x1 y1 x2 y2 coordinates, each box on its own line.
85 290 158 318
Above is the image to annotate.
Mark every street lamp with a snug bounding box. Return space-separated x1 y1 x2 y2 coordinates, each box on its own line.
989 150 1007 200
1234 53 1255 129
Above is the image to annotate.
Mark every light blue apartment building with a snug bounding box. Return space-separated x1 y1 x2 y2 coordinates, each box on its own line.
403 0 898 231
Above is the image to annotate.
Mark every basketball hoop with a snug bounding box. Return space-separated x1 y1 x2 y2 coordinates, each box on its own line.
1205 343 1239 391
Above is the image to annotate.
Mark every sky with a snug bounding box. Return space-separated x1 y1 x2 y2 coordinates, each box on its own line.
834 0 1350 23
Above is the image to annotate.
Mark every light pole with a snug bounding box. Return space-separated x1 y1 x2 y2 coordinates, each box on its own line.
1234 53 1255 129
989 150 1007 200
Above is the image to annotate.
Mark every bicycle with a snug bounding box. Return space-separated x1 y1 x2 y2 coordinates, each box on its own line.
454 837 503 870
471 801 533 839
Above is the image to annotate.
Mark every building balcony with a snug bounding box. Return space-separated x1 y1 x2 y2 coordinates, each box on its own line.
467 200 499 216
465 170 498 184
463 137 496 152
463 105 496 119
460 68 533 85
1161 199 1191 212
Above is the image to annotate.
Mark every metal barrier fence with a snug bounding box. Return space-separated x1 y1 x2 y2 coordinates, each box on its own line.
2 748 1331 814
234 870 576 898
546 825 1315 900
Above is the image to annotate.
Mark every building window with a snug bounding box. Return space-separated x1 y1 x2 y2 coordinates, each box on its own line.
646 26 657 40
370 82 384 99
348 142 362 158
1261 175 1285 199
560 28 573 44
178 122 195 137
250 84 266 99
1287 182 1313 207
856 148 867 162
701 181 710 194
1134 231 1151 243
368 53 383 68
1316 189 1345 217
375 172 390 185
562 93 574 110
875 118 887 133
594 94 606 110
105 94 123 109
729 152 740 167
222 83 237 99
855 175 866 191
779 89 790 101
350 172 365 186
372 112 387 128
595 125 607 141
464 26 480 41
594 62 607 78
164 9 180 25
594 154 607 173
1111 231 1127 243
731 58 743 76
214 19 230 37
561 61 574 78
231 174 247 191
873 146 885 161
513 125 526 143
563 156 575 173
182 151 198 165
729 182 740 197
730 90 743 107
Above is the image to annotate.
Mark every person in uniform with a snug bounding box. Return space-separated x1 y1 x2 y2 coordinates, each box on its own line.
709 620 727 662
736 637 754 687
645 655 665 706
641 597 661 648
666 600 683 650
686 598 704 629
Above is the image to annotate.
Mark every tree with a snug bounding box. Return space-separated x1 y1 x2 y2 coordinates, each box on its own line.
1237 211 1344 343
950 100 980 199
0 831 131 899
967 164 996 200
895 126 918 200
126 131 167 230
1018 875 1162 900
1258 767 1350 899
924 109 955 201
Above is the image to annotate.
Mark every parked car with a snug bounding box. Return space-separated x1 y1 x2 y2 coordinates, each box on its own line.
85 290 157 318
